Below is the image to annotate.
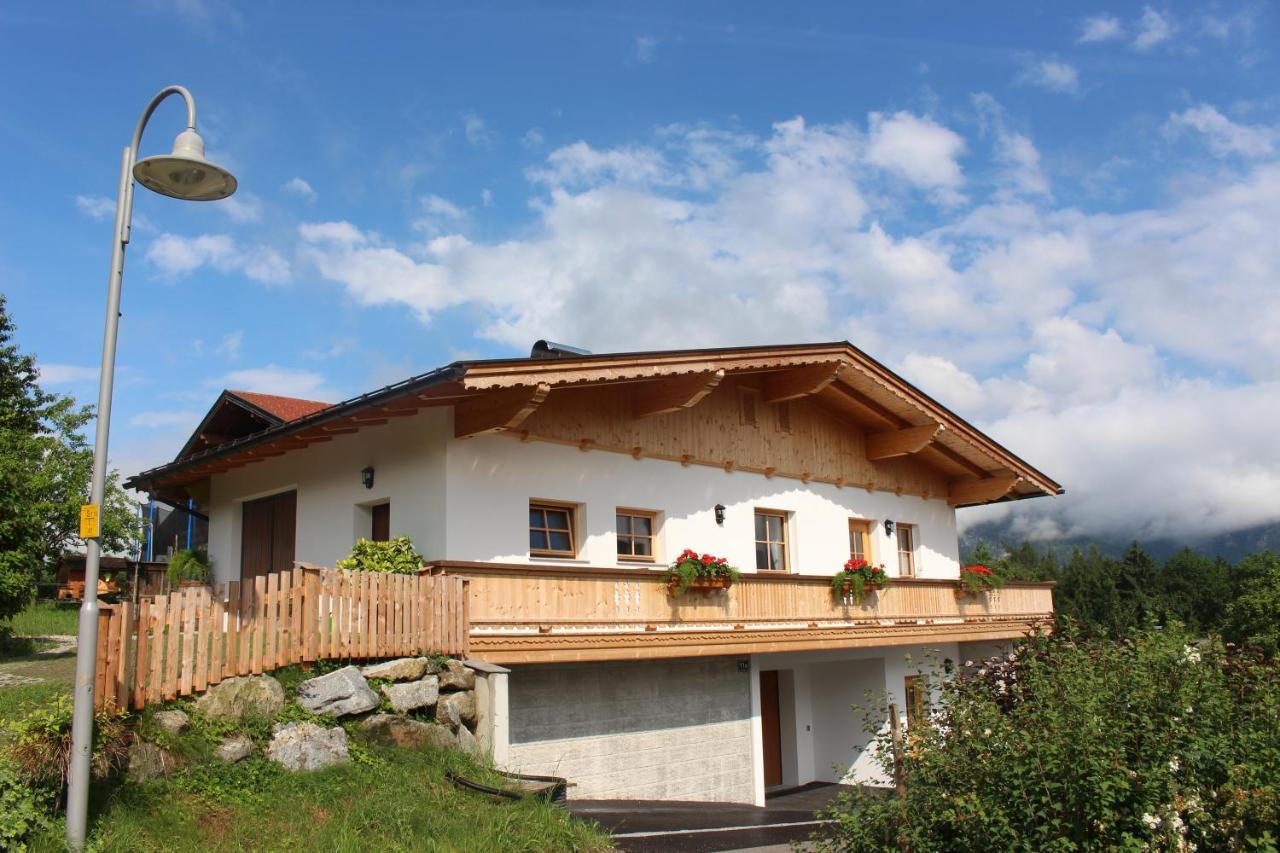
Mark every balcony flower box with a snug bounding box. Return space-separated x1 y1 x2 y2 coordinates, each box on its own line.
664 549 740 597
832 558 889 604
957 564 1005 597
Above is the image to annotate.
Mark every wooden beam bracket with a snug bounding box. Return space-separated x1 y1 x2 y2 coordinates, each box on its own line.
948 474 1021 507
866 423 943 461
632 370 725 418
454 383 551 439
761 362 842 404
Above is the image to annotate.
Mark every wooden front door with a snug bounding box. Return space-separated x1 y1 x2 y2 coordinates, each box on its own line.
371 502 390 542
240 490 297 580
760 670 783 787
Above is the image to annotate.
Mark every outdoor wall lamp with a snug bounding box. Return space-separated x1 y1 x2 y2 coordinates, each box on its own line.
884 519 896 536
67 85 238 851
361 466 375 490
714 504 726 525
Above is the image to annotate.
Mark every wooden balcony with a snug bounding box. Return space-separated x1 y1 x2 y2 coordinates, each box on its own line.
428 561 1055 664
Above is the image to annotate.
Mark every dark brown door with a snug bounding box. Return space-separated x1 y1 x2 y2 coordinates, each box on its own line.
371 503 390 542
760 670 783 787
240 490 297 580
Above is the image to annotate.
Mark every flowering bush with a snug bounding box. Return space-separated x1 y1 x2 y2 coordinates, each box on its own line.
664 549 740 595
831 558 890 604
813 626 1280 852
958 563 1005 596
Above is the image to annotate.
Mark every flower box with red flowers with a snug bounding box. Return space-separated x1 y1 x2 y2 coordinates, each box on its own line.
831 558 890 604
664 549 741 596
957 564 1005 596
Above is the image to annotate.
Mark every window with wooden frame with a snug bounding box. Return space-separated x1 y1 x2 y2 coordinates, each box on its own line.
616 508 657 562
775 401 792 434
849 519 872 563
754 509 789 571
904 674 928 728
529 501 577 557
896 523 916 577
739 387 759 427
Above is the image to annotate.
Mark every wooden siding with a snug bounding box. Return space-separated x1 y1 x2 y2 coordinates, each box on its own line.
430 561 1055 664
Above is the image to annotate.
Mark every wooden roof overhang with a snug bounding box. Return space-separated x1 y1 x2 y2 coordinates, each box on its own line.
126 342 1062 507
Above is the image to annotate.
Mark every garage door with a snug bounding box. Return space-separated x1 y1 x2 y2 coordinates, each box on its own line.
240 490 296 580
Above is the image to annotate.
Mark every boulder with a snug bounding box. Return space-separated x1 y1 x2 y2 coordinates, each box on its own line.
438 660 475 691
266 722 349 771
454 724 484 758
127 741 183 783
434 690 476 731
214 733 255 763
360 714 456 750
296 665 379 717
152 709 189 735
381 676 439 713
361 657 437 682
195 675 284 723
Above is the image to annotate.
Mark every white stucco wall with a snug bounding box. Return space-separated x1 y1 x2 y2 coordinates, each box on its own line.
445 432 961 578
204 409 449 586
506 658 756 802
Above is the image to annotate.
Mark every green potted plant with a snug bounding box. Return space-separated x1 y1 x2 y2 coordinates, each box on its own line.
957 564 1005 596
664 549 740 596
831 558 889 604
166 548 210 588
336 536 424 574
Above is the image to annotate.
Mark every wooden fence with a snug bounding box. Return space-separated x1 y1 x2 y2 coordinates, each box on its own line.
93 566 470 711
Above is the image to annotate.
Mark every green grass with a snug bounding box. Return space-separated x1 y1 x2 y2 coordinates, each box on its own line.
29 740 611 852
2 601 81 637
0 679 70 726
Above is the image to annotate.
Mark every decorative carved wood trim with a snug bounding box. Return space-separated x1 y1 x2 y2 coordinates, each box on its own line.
866 423 943 461
631 369 725 418
761 362 842 404
948 474 1021 507
454 383 551 439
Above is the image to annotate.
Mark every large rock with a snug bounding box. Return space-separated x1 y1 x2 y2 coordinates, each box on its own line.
361 657 437 682
266 722 349 771
127 741 183 783
152 709 189 735
214 733 255 763
454 723 483 758
438 660 475 691
381 676 439 713
434 690 477 731
296 665 379 717
195 675 284 723
360 714 456 750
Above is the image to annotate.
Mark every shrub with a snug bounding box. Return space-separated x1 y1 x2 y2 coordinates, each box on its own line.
166 548 211 586
5 693 132 790
336 536 424 574
814 625 1280 852
831 558 890 604
663 549 740 595
0 755 55 853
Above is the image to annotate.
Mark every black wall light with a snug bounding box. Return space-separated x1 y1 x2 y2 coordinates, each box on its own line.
714 504 726 525
361 466 375 490
883 519 895 536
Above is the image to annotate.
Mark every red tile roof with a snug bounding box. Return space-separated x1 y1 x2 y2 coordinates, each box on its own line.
228 390 332 423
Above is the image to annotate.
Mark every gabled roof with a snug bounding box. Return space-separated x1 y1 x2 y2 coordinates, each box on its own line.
127 342 1063 508
229 390 331 423
175 389 333 462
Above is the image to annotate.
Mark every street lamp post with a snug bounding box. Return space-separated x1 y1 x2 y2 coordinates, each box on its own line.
66 85 237 850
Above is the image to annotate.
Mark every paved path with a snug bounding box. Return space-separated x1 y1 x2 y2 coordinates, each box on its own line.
0 634 77 689
568 783 845 853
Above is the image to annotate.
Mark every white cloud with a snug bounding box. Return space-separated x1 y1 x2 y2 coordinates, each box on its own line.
1078 14 1124 43
215 330 244 359
462 112 495 148
37 364 98 385
217 192 263 223
481 188 493 207
206 365 337 400
1133 6 1174 50
528 141 673 188
865 111 967 203
145 233 291 284
283 177 316 201
1165 104 1276 159
633 35 658 64
522 128 545 149
974 94 1050 198
1016 59 1080 95
75 195 116 220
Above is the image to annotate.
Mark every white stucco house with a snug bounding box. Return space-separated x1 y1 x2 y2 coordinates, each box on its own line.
127 340 1060 805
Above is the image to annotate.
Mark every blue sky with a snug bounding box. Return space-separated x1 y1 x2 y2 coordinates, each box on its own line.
2 1 1278 542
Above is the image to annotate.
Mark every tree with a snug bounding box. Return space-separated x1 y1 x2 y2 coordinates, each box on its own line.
0 296 138 621
1158 548 1232 632
1224 552 1280 657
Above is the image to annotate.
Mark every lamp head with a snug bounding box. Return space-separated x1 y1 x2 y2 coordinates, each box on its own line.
133 129 237 201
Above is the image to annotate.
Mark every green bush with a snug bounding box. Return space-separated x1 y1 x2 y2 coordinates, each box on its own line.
4 693 132 790
0 755 56 853
335 536 423 574
165 548 210 586
815 626 1280 852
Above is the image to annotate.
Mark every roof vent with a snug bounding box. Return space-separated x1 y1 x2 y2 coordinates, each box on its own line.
531 340 593 359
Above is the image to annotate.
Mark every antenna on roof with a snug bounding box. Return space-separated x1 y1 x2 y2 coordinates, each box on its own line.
531 340 593 359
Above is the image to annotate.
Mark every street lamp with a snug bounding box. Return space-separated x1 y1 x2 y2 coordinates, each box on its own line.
66 85 236 850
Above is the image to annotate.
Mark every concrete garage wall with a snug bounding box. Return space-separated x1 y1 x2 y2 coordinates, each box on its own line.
810 658 886 784
506 658 756 803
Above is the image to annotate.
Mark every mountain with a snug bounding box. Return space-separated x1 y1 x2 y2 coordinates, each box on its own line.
960 520 1280 564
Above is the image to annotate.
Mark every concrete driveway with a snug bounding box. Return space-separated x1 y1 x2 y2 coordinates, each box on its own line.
568 782 846 852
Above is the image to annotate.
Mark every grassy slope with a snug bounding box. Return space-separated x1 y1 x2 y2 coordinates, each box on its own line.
1 601 80 637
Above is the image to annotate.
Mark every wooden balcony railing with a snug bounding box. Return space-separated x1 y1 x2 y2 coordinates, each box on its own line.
429 561 1055 664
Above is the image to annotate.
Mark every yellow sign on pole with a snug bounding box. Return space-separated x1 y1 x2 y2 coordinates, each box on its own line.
79 504 100 540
